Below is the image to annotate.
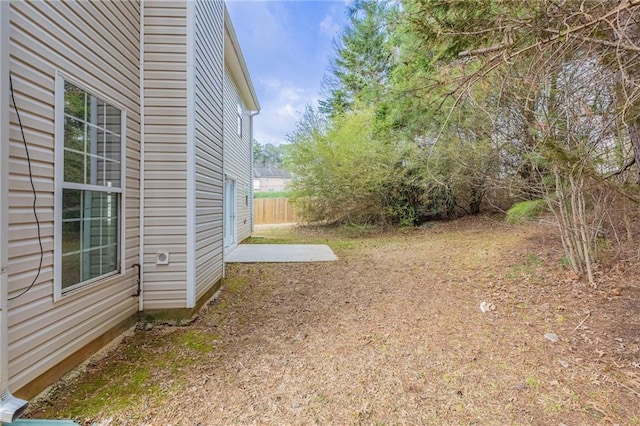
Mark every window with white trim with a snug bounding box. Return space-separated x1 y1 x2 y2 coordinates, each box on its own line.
237 101 243 137
57 78 124 292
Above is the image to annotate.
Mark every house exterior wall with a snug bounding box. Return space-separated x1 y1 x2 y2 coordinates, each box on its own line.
193 0 225 304
2 0 257 399
142 0 189 310
223 67 252 243
7 0 140 393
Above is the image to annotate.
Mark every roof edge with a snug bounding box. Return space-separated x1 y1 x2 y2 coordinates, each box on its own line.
224 4 260 111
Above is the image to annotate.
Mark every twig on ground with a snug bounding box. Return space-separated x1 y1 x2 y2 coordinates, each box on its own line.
573 310 591 332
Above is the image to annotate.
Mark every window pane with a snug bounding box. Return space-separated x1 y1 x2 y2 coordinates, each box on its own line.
81 247 100 281
64 82 86 120
62 189 81 220
63 149 84 184
61 252 80 289
104 131 121 162
102 245 118 275
86 92 98 126
64 116 85 151
100 159 121 187
62 81 122 191
86 126 101 158
61 189 119 289
61 218 81 254
101 218 118 244
105 104 121 135
83 154 96 186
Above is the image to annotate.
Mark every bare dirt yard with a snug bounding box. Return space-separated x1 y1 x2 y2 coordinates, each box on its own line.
27 216 640 425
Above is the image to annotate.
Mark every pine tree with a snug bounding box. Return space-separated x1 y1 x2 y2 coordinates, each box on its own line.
319 0 397 115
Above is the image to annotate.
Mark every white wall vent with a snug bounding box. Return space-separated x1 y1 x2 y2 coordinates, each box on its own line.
156 251 170 265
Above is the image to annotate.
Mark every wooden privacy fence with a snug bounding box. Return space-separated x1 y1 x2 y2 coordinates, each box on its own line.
254 197 300 225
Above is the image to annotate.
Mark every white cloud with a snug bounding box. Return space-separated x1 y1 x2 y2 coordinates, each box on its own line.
260 77 281 89
226 1 350 146
279 86 306 103
320 13 340 38
277 104 297 119
253 80 318 145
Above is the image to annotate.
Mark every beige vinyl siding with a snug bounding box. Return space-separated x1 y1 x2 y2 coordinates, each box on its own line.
142 0 188 310
7 1 140 392
193 0 224 302
223 67 252 242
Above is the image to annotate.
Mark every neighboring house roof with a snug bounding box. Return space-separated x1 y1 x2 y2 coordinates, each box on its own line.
224 5 259 111
254 167 291 179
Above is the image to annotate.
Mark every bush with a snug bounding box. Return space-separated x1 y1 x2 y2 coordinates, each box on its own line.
286 105 405 225
505 199 546 223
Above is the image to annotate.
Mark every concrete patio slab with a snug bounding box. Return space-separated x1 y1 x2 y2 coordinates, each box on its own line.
225 244 338 263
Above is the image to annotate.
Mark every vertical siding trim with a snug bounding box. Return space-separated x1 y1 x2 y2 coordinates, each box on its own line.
52 72 64 301
138 0 145 312
185 0 195 308
249 111 258 233
0 0 14 405
119 110 127 288
220 7 226 277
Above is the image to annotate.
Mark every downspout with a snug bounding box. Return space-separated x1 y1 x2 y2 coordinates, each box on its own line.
249 111 259 233
137 0 145 311
0 1 28 422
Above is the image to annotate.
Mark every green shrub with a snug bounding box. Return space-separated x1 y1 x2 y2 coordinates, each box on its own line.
506 199 546 223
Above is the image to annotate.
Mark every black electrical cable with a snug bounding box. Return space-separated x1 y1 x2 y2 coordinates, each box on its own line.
8 73 43 301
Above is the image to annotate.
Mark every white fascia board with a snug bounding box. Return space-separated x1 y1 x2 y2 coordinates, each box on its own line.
223 5 259 112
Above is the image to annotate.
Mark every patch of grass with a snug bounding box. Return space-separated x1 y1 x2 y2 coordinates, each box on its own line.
224 276 248 295
506 199 546 224
248 224 359 252
559 256 571 268
315 393 332 405
329 240 356 250
337 223 378 238
527 253 541 266
583 405 606 419
526 376 539 388
29 326 223 421
506 253 545 282
83 369 156 413
36 336 164 419
541 394 564 413
169 330 218 354
254 191 293 199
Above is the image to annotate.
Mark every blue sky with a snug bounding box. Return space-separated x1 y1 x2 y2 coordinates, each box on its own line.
226 1 349 146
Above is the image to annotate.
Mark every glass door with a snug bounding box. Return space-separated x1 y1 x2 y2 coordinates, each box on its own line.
224 177 236 249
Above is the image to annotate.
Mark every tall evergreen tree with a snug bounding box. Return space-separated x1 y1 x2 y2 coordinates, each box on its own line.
319 0 397 115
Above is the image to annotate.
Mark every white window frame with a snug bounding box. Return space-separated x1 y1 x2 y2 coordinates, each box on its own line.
53 71 127 300
237 101 243 137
